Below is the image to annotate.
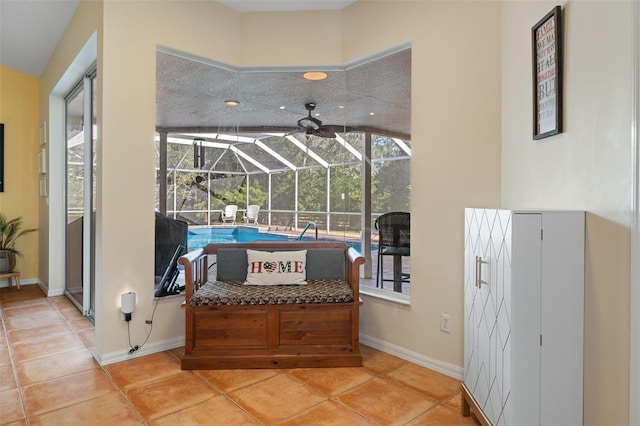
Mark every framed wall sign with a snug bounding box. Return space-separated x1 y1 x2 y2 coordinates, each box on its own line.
532 5 563 140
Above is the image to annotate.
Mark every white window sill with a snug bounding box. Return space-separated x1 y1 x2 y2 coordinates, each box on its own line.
359 286 410 305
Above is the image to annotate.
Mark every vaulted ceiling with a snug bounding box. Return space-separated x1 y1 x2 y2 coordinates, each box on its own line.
0 0 356 78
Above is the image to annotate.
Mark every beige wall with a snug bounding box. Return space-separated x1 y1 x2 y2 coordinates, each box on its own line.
0 66 40 282
37 0 635 422
501 1 634 424
343 0 502 368
240 11 344 66
99 0 244 358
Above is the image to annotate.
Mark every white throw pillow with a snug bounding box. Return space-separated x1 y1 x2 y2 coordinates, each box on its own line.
245 249 307 286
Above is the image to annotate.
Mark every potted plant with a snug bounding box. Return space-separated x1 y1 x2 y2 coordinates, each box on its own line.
0 213 37 274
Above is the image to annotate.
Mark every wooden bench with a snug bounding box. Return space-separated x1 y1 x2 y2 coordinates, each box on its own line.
178 241 365 370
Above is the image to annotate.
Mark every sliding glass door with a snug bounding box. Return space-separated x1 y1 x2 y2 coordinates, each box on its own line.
64 68 96 318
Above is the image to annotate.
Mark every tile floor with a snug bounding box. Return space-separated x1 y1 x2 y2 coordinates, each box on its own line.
0 285 478 426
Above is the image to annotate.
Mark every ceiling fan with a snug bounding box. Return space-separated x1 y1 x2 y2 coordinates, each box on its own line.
253 102 338 140
295 102 337 138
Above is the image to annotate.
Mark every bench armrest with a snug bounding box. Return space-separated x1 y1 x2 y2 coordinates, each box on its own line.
347 247 365 301
178 248 207 302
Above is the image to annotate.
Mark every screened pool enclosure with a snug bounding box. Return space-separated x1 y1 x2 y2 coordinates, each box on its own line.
154 131 410 235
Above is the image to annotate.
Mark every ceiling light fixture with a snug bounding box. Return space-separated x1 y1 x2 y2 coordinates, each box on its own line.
303 71 327 81
225 100 239 106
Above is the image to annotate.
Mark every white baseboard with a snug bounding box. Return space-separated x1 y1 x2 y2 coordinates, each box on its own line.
0 278 39 288
96 333 463 379
0 279 63 297
359 333 464 380
96 336 184 366
0 279 61 297
41 281 63 296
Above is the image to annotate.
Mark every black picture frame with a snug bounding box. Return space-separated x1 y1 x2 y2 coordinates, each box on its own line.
532 6 563 140
0 123 4 192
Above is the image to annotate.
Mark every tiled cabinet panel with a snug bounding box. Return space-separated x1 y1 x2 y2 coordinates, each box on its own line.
463 209 513 425
463 209 584 426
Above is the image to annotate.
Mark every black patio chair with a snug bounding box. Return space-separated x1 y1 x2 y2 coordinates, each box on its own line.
375 212 410 291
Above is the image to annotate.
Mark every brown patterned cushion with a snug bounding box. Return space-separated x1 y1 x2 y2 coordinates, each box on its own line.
190 279 353 306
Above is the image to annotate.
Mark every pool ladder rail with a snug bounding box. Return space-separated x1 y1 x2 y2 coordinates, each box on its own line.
297 221 318 240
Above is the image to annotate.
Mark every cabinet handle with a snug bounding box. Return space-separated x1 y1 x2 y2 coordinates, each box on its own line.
475 256 488 288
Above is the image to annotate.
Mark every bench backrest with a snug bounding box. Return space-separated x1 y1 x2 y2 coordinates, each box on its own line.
216 248 346 281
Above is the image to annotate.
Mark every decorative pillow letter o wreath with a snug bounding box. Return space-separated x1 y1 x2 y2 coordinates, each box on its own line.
245 249 307 286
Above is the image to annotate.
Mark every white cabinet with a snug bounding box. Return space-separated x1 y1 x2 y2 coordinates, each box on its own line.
462 209 584 426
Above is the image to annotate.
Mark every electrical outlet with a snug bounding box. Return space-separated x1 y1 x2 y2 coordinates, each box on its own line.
441 314 452 333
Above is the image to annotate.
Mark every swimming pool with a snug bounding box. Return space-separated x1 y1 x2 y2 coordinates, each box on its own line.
188 226 289 249
188 226 376 253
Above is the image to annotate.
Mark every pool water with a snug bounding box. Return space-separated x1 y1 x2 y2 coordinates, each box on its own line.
188 226 289 249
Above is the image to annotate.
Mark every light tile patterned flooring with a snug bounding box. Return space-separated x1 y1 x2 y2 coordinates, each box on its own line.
0 285 477 425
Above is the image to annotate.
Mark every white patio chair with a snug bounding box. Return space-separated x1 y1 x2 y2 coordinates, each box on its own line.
221 205 238 225
243 205 260 224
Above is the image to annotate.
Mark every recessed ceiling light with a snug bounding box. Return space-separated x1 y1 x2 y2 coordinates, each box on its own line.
225 100 239 106
369 112 375 116
303 71 328 81
279 105 286 110
339 105 345 109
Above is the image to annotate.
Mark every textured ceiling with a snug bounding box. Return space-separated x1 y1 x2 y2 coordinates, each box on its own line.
156 47 411 139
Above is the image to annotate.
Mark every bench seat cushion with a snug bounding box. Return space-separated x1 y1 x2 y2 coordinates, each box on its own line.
190 279 353 306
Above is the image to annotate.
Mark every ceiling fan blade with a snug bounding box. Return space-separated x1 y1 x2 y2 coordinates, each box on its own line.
254 129 299 140
312 127 337 138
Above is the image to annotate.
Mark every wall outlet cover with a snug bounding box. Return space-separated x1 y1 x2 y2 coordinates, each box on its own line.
441 313 452 333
